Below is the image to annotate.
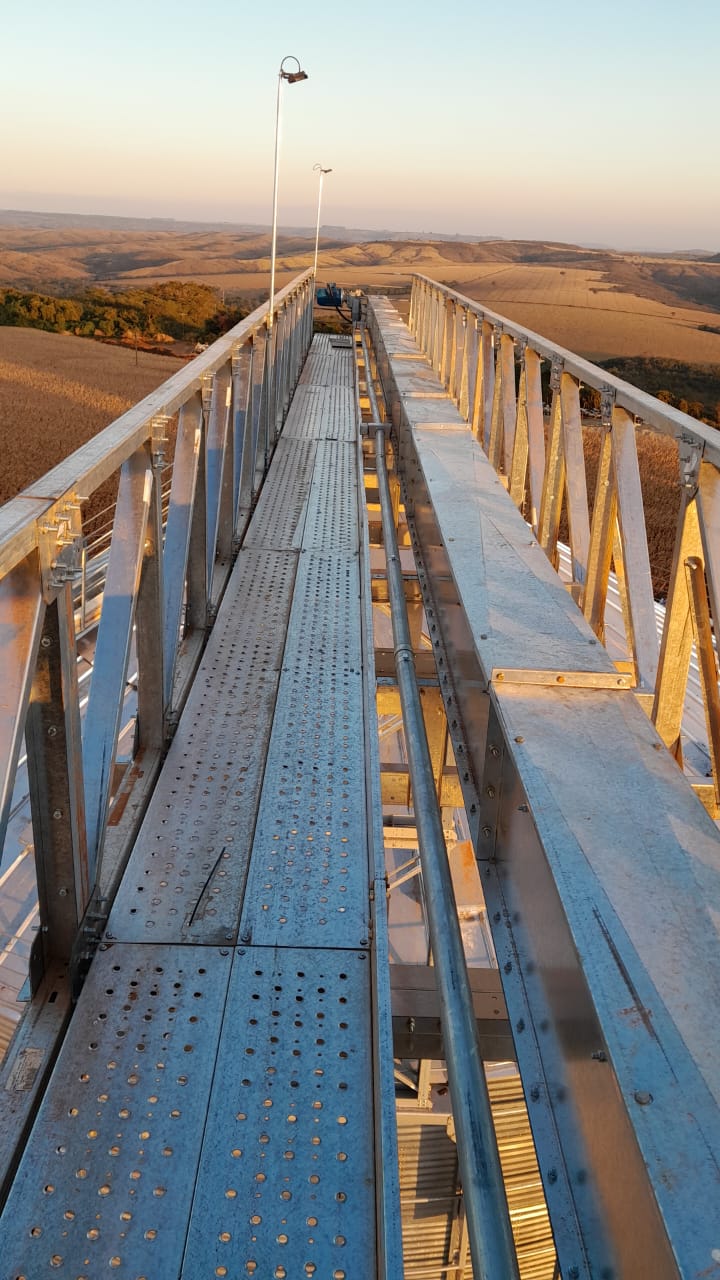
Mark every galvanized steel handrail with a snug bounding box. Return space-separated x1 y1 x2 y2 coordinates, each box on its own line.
375 425 520 1280
409 274 720 815
363 322 519 1276
0 269 314 998
410 273 720 458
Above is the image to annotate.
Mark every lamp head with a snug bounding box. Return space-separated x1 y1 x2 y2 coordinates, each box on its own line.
279 57 308 83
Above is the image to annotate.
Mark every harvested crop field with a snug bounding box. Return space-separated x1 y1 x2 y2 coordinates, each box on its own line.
451 265 720 364
0 327 183 505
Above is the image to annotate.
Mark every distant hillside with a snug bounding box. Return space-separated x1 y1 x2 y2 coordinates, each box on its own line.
0 207 500 245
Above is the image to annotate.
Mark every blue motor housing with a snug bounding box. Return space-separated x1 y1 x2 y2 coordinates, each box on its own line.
316 282 343 308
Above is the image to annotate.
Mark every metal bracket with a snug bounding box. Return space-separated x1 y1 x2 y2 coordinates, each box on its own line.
201 371 214 413
37 492 85 602
678 435 702 490
550 356 564 392
600 385 616 429
491 667 634 690
150 414 171 468
69 891 110 998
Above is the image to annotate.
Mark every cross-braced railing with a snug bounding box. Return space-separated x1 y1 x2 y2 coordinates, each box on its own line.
410 274 720 814
0 269 314 994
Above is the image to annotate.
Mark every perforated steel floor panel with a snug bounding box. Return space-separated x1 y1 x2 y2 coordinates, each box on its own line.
244 438 316 551
108 549 298 945
1 944 232 1279
299 334 355 388
181 946 375 1280
284 386 357 442
239 550 369 948
303 441 359 553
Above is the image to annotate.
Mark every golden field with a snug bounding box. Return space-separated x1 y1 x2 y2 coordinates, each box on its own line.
0 327 182 505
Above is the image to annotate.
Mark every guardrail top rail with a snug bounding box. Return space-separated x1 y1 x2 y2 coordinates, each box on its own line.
0 269 314 1001
409 273 720 816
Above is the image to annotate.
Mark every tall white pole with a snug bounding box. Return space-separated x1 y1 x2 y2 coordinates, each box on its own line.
313 165 332 277
268 70 284 342
265 56 307 452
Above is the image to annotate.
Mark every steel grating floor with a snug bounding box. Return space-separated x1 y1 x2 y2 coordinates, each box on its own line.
0 334 384 1277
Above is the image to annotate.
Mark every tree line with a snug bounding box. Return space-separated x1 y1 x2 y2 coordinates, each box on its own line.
0 282 252 343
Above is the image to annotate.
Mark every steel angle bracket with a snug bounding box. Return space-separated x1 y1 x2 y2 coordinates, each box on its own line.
150 413 171 467
491 668 634 690
37 491 85 602
600 385 615 429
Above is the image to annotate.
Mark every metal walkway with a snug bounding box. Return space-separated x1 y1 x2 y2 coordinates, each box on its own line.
3 271 720 1280
0 336 397 1279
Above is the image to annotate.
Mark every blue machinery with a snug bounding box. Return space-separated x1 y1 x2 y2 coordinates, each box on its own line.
0 270 719 1277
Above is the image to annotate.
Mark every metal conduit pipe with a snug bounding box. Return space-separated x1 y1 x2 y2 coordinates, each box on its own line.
364 341 519 1276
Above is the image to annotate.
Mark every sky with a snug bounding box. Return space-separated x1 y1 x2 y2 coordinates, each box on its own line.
2 0 719 251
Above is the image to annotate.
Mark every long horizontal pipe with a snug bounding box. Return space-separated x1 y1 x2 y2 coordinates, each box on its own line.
368 375 519 1274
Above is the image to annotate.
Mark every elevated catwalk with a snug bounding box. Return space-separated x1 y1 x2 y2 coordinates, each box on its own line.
0 337 397 1278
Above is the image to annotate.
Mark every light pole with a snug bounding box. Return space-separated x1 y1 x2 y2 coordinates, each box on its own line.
268 55 308 341
313 164 332 277
265 55 308 456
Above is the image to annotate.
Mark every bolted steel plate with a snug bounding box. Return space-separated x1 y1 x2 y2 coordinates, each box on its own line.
181 945 375 1280
0 943 232 1279
244 438 317 551
108 549 298 945
302 440 359 553
298 333 355 389
240 550 369 949
283 385 357 443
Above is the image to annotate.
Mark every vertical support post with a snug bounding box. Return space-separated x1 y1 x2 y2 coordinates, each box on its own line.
583 427 617 640
432 289 443 374
136 434 166 752
448 302 459 401
83 447 152 886
459 310 472 421
205 366 232 596
611 406 658 690
538 372 565 567
237 340 258 527
487 336 505 472
26 585 89 981
524 348 545 534
0 553 45 853
186 384 209 632
652 492 701 755
560 373 591 591
509 357 529 510
163 394 203 710
500 333 517 475
685 555 720 806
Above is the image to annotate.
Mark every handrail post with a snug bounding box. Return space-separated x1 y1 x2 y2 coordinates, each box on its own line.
26 585 89 986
